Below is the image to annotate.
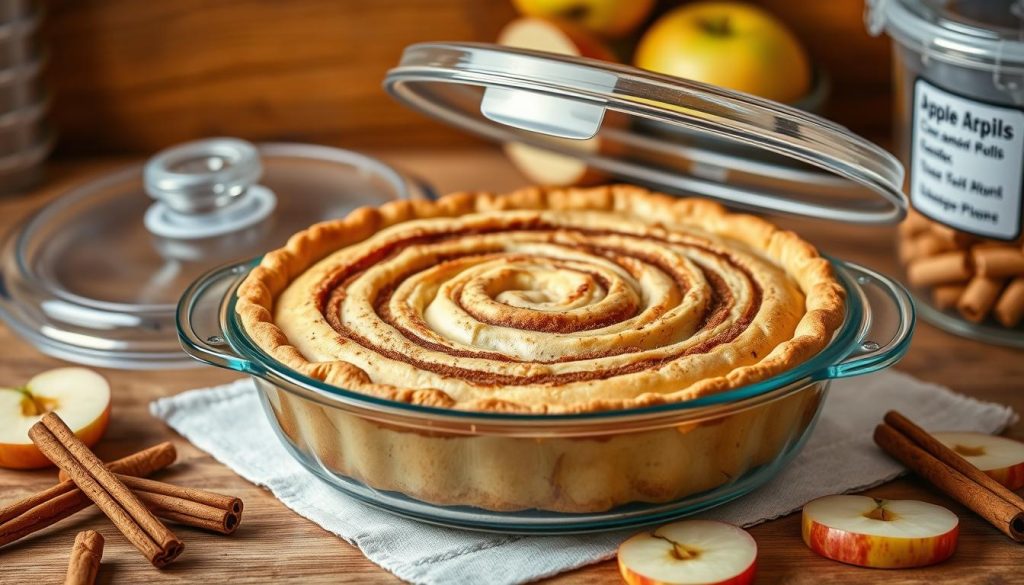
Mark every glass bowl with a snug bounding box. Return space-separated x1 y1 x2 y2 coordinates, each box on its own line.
177 256 914 534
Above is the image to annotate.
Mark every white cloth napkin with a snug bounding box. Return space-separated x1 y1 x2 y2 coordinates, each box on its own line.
150 371 1016 585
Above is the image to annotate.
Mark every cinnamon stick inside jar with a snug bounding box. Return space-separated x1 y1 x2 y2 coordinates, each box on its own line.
915 233 956 258
900 233 956 264
972 247 1024 278
64 530 103 585
907 251 971 287
898 237 918 264
932 284 967 311
957 276 1006 323
899 209 931 239
28 413 184 568
930 222 975 247
994 277 1024 328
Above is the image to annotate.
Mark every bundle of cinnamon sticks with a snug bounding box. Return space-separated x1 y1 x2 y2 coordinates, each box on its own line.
0 412 245 581
875 410 1024 542
900 210 1024 327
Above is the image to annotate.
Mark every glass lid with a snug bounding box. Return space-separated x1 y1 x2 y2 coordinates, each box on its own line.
385 42 907 225
869 0 1024 70
0 138 427 369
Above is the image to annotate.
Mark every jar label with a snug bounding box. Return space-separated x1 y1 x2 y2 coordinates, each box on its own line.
911 78 1024 241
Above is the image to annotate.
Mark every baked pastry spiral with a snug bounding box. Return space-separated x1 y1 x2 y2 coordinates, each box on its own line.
237 185 844 414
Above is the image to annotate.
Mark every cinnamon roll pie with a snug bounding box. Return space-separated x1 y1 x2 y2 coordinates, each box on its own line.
236 185 845 511
239 185 843 412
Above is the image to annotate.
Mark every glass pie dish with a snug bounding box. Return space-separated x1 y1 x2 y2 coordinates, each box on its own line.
177 42 915 534
177 254 913 534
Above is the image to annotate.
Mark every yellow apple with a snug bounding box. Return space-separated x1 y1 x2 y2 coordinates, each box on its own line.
802 495 959 569
511 0 654 38
634 2 811 104
0 367 111 469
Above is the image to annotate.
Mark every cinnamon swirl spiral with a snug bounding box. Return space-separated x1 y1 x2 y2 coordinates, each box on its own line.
237 186 844 414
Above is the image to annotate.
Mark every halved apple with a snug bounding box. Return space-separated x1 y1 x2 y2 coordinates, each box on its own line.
802 495 958 569
0 367 111 469
618 520 757 585
933 431 1024 490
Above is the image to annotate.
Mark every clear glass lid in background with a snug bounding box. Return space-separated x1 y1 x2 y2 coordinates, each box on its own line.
385 42 907 225
0 138 427 369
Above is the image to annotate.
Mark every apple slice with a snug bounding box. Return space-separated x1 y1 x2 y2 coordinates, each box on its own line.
618 520 757 585
0 367 111 469
802 495 958 569
498 16 614 188
498 16 617 62
502 142 607 187
933 431 1024 490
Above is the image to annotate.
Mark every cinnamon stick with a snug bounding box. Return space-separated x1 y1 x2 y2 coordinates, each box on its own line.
64 530 103 585
874 412 1024 542
932 284 967 311
994 277 1024 328
58 441 176 483
957 275 1006 323
973 246 1024 278
930 222 975 247
907 251 972 287
1 446 241 547
119 475 243 535
0 442 176 548
884 411 1024 514
29 413 184 567
899 209 931 239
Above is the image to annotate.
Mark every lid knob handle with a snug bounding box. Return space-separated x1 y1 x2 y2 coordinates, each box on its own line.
144 138 262 214
143 138 277 240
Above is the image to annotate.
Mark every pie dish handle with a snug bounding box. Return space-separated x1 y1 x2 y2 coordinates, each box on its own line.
177 259 264 374
821 261 916 380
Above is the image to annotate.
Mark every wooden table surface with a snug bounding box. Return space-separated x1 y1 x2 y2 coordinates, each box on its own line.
0 149 1022 584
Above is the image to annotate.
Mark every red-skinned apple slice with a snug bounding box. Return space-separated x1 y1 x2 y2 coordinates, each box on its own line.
802 495 958 569
618 520 757 585
0 367 111 469
933 431 1024 490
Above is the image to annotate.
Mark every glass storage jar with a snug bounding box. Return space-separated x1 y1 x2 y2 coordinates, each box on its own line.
870 0 1024 346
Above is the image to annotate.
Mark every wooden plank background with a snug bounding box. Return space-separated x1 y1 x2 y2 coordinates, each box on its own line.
39 0 892 155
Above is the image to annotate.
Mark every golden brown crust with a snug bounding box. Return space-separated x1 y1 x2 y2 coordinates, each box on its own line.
236 185 845 413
